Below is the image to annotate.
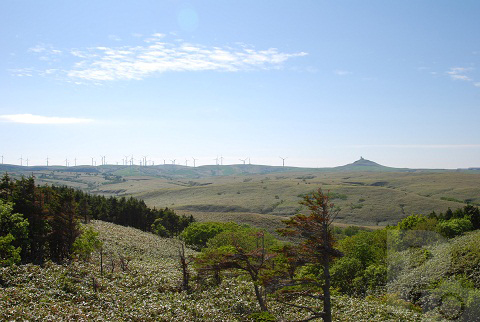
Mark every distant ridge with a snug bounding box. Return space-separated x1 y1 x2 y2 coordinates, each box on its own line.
0 158 475 179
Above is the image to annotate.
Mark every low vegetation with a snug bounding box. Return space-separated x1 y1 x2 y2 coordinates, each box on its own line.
1 175 479 320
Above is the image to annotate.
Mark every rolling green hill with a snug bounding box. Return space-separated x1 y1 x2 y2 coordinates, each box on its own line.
2 159 479 230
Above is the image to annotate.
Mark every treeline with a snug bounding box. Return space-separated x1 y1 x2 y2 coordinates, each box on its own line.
0 174 194 265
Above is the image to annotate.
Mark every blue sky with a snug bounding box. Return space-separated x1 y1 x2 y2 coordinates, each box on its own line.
1 0 479 168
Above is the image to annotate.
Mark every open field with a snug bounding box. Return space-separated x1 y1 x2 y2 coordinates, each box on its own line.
2 159 479 229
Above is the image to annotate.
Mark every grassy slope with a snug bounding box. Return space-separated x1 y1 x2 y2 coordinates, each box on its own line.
0 221 434 321
2 162 479 229
103 171 480 228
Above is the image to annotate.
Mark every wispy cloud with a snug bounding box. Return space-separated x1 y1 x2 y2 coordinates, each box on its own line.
19 34 308 83
447 67 473 81
0 114 94 124
333 69 352 76
350 144 480 149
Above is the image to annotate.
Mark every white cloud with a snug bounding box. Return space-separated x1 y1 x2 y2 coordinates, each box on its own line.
445 67 480 88
20 34 308 83
447 67 473 81
334 69 352 76
0 114 94 124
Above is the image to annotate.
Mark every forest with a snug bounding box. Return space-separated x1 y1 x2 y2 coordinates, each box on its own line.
1 175 480 321
0 174 194 265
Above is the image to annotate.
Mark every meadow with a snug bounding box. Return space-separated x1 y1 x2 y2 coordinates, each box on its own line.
2 161 479 233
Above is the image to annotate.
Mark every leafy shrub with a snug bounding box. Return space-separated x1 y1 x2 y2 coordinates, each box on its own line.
151 221 169 237
437 218 473 238
180 222 243 250
72 226 103 261
331 257 363 294
398 214 427 231
0 234 21 266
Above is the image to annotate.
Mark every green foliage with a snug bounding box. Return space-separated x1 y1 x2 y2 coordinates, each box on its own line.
72 226 103 261
331 257 363 294
436 218 473 238
397 214 427 231
180 222 242 250
0 200 29 250
205 226 278 251
338 230 387 268
0 200 29 266
196 226 280 311
448 231 480 288
151 220 169 237
0 234 21 266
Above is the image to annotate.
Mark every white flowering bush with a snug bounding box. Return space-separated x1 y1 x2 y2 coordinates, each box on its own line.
0 220 438 321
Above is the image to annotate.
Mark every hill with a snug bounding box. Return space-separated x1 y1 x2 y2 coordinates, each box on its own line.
0 220 431 321
1 159 479 229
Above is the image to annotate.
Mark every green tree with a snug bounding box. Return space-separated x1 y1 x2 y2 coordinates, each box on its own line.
437 218 473 238
180 222 242 250
72 226 103 261
195 227 279 312
0 200 29 266
275 188 343 322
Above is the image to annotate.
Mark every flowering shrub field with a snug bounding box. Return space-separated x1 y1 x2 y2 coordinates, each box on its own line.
0 221 442 321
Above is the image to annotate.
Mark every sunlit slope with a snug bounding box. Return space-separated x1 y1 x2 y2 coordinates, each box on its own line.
2 159 479 227
101 171 480 227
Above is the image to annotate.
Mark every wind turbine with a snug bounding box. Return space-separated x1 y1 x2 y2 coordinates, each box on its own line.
100 155 106 166
220 156 224 165
185 159 189 166
91 157 95 167
170 159 176 165
214 156 219 165
248 157 251 165
65 158 69 167
192 157 198 168
26 158 29 167
74 158 77 167
142 156 148 167
280 156 287 167
19 156 23 166
239 158 247 165
1 155 3 164
46 156 49 167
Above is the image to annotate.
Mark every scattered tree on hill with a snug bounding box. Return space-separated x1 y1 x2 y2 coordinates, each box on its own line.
195 227 279 312
273 188 343 322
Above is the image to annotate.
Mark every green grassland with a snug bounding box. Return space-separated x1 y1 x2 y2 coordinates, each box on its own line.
0 220 438 321
99 170 480 229
2 159 479 231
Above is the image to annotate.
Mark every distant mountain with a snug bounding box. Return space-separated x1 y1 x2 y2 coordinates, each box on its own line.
332 157 407 172
0 158 468 179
